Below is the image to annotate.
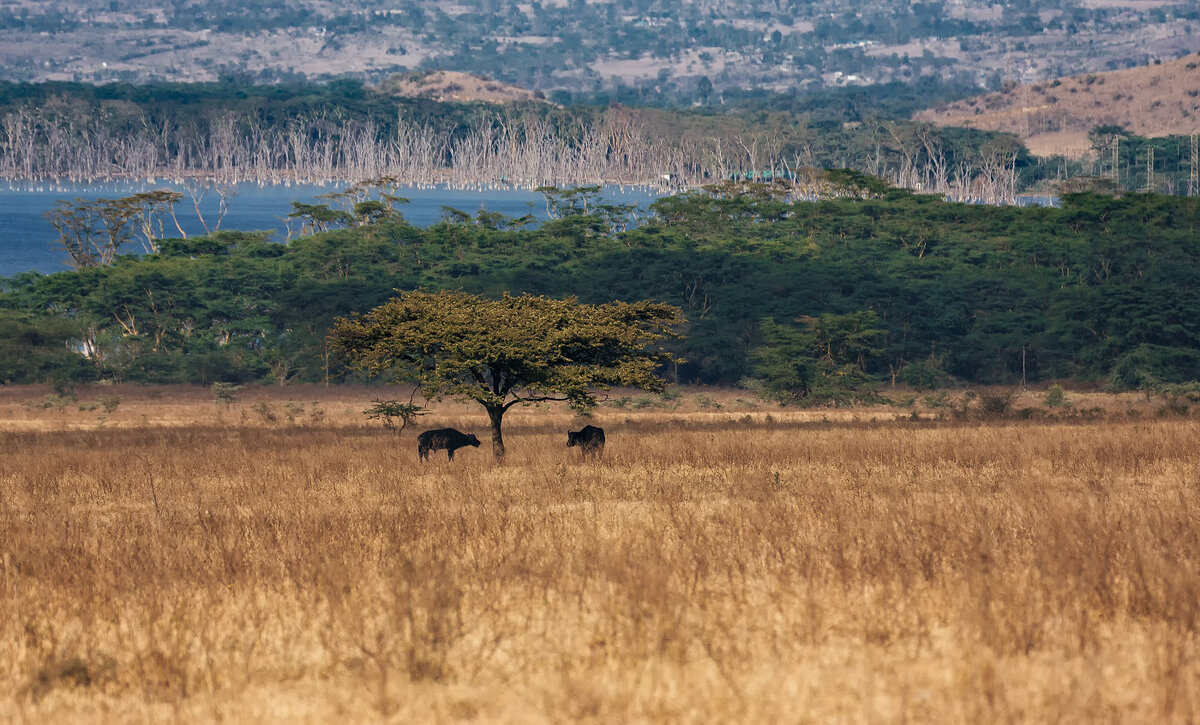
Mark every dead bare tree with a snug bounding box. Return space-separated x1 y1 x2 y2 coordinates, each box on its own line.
127 190 186 250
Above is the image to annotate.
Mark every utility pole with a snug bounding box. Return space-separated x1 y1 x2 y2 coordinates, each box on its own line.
1021 346 1027 391
1190 133 1198 197
1111 136 1120 187
1146 146 1155 192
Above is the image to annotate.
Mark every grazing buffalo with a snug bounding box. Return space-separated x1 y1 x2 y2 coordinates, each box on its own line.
418 428 481 461
567 425 605 458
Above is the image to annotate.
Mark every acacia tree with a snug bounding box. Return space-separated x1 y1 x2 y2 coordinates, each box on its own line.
327 290 684 458
44 197 137 269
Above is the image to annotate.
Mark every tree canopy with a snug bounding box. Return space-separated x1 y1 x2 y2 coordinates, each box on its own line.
327 290 683 457
5 185 1200 397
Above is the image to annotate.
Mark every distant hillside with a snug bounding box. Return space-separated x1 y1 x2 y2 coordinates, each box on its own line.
916 53 1200 158
378 71 546 105
5 1 1200 108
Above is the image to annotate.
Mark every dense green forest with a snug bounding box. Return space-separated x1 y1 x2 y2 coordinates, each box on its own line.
3 181 1198 400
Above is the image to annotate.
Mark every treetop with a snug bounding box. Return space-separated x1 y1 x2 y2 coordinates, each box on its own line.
328 290 684 411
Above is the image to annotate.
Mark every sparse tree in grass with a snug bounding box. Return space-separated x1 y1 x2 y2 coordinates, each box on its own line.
328 290 684 458
364 398 426 432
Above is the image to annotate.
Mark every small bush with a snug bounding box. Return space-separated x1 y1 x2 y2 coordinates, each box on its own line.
99 394 122 414
946 390 976 420
1106 345 1200 392
39 395 73 410
252 402 278 424
364 399 426 431
212 382 242 405
977 390 1019 419
922 391 950 409
1157 401 1190 417
898 360 946 390
1043 384 1070 408
283 402 306 424
695 393 723 410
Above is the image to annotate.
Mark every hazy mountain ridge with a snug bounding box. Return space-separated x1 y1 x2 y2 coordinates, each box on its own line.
3 0 1199 104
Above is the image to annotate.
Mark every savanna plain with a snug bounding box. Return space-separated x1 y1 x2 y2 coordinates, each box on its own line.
1 385 1198 723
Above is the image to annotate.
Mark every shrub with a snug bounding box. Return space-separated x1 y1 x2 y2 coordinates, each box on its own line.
252 402 278 424
977 389 1020 419
212 382 242 405
1106 345 1200 392
364 399 426 431
950 390 977 420
284 402 306 424
898 360 946 390
1043 384 1070 408
660 388 683 404
39 394 73 410
922 391 950 409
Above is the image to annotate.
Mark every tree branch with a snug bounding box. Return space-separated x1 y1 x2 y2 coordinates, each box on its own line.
504 390 571 410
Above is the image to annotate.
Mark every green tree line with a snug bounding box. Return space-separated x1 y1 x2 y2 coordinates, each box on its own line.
2 181 1198 399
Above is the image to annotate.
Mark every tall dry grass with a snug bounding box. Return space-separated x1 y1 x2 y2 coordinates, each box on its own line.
0 386 1198 722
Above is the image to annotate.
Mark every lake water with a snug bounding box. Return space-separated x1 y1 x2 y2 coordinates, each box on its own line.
0 181 664 277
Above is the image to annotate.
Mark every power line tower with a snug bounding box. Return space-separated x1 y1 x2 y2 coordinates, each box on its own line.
1190 134 1198 197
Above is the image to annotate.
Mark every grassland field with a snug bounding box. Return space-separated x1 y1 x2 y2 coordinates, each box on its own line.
0 383 1198 722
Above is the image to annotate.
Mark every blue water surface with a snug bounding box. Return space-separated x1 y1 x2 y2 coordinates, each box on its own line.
0 181 663 277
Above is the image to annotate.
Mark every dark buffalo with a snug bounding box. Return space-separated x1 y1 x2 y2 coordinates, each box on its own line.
567 425 605 458
417 428 481 461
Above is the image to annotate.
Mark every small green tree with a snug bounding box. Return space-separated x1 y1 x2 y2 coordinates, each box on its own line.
748 312 885 406
328 291 684 458
211 382 242 405
286 202 355 236
44 197 138 269
1043 384 1070 408
364 399 426 431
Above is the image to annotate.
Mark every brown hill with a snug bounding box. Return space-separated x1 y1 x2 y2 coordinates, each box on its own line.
915 53 1200 158
377 71 546 105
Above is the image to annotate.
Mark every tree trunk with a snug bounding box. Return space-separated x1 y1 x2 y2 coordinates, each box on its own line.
486 405 506 459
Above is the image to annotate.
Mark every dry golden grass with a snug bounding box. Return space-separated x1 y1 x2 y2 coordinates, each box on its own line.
1 384 1198 722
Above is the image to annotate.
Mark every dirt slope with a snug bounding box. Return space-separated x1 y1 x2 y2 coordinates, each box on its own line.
916 52 1200 157
377 70 546 104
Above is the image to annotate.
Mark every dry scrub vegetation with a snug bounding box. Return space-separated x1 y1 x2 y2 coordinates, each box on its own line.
1 385 1198 722
916 51 1200 158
